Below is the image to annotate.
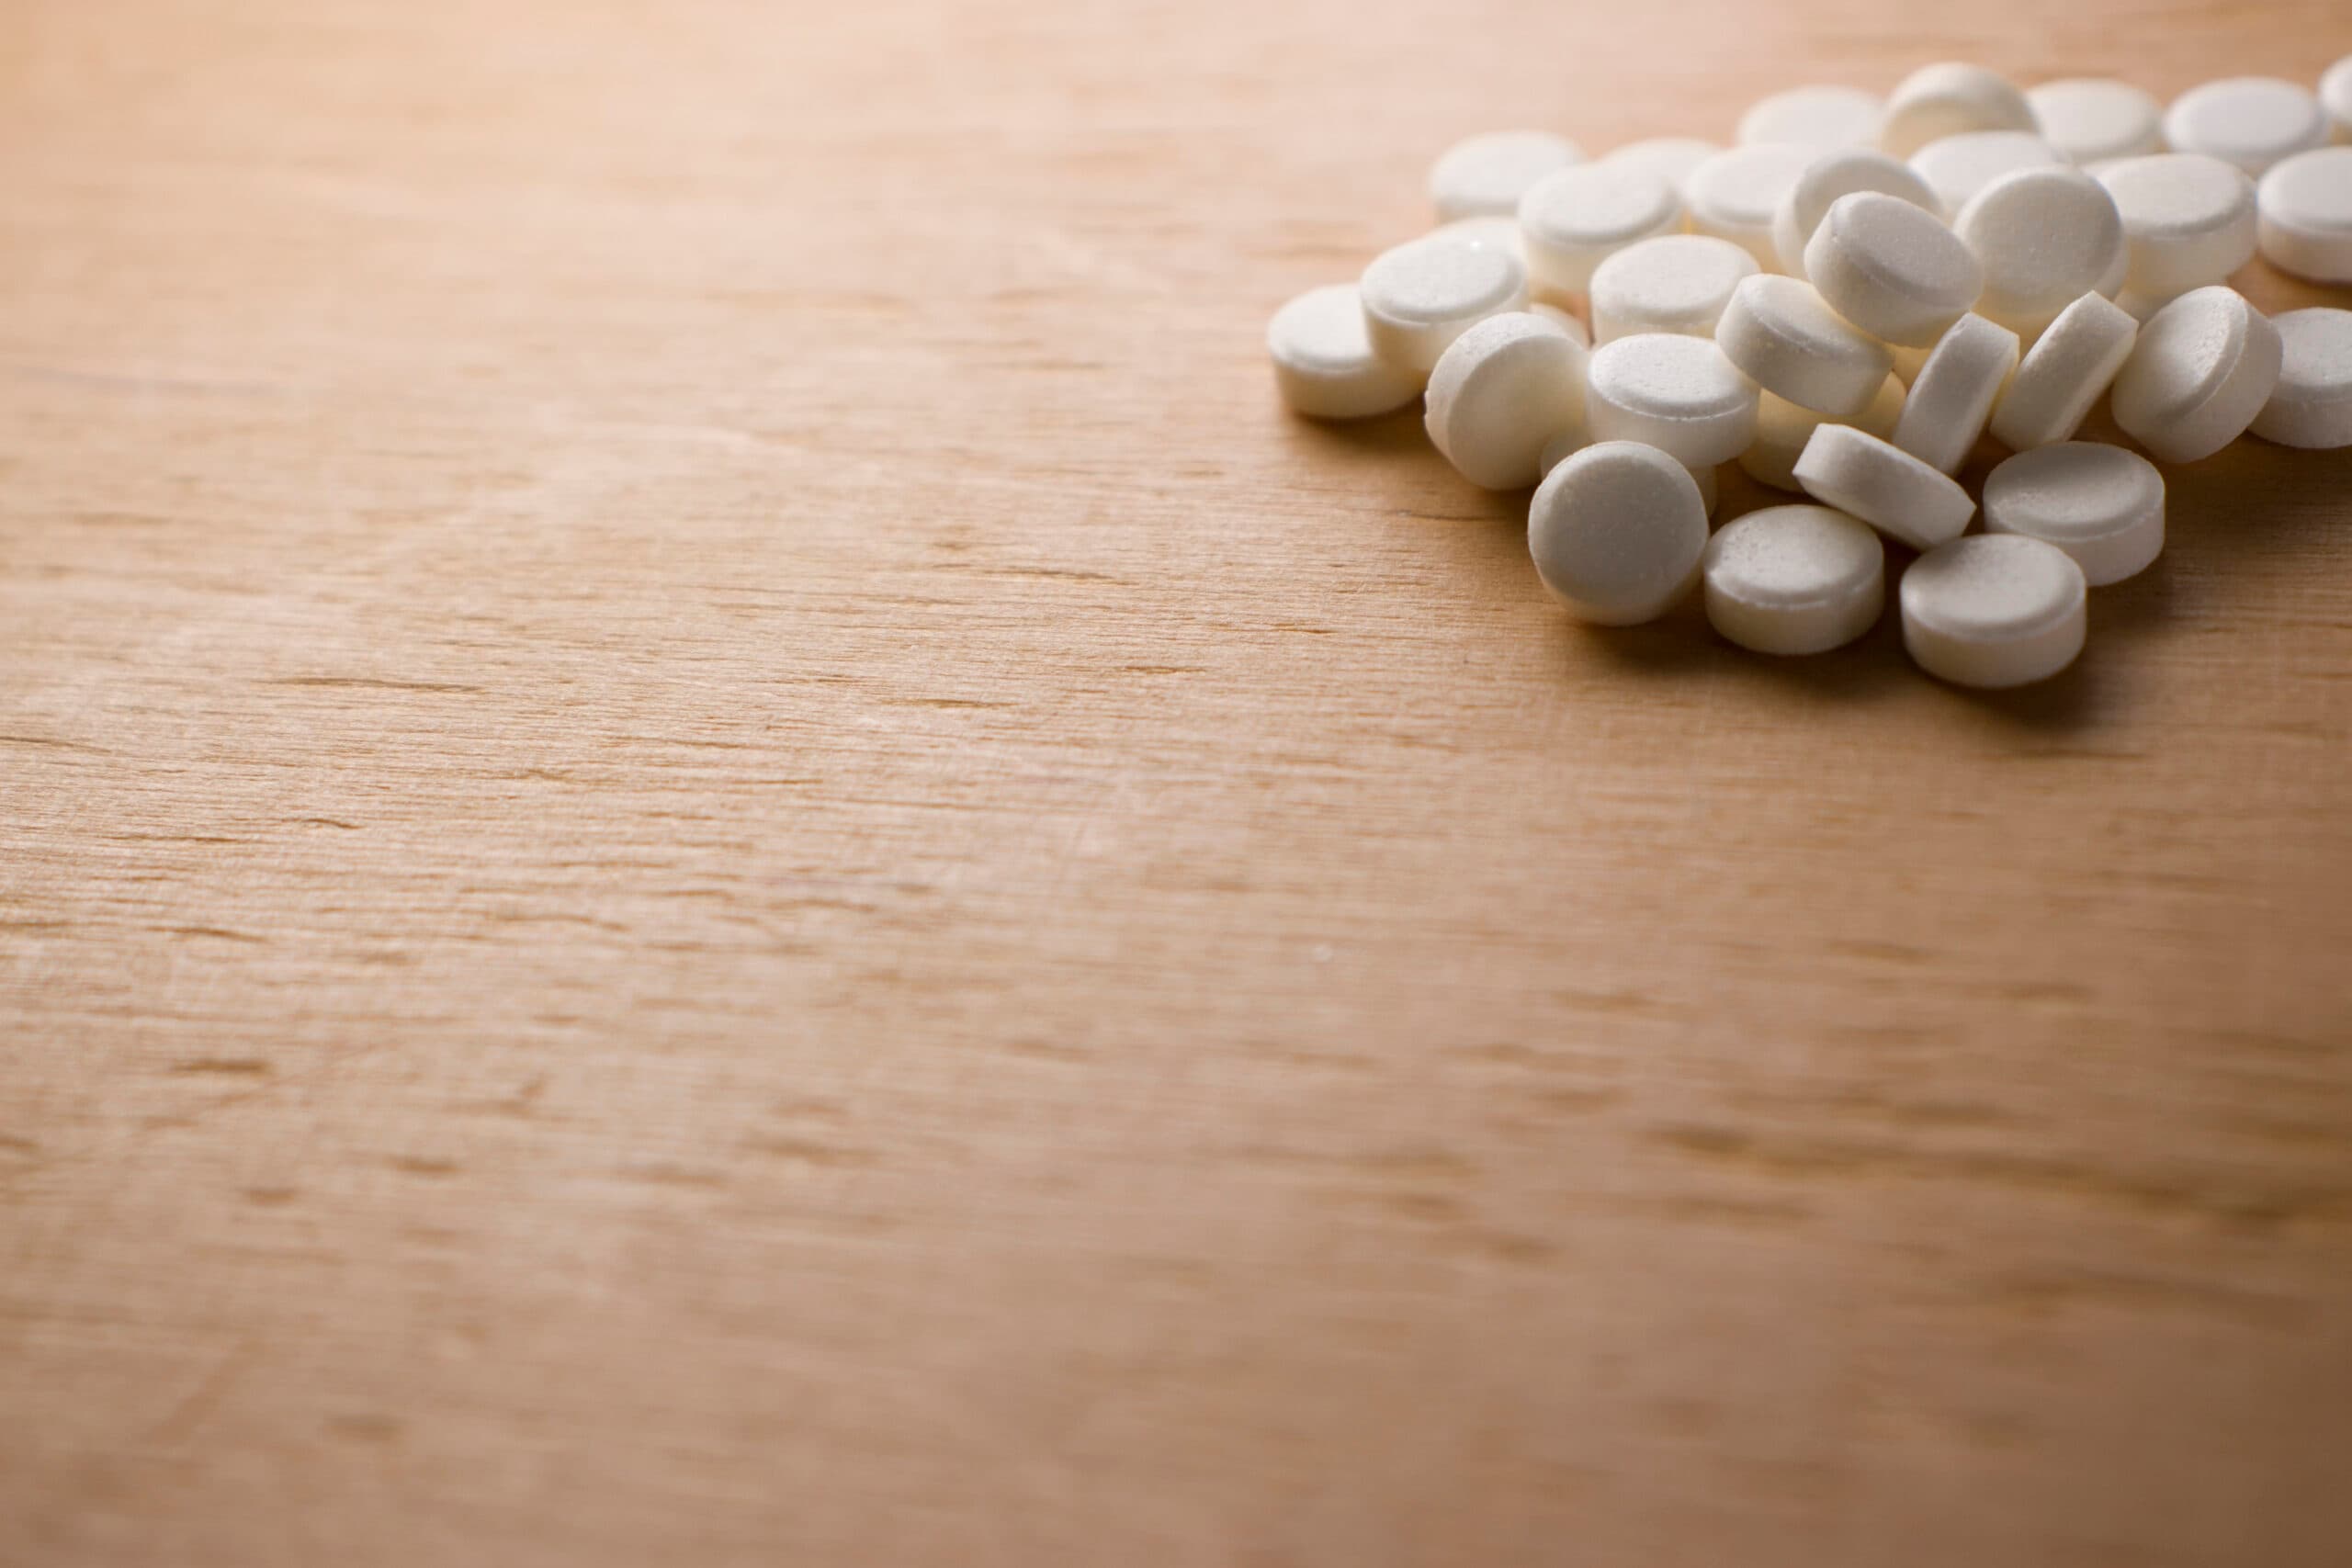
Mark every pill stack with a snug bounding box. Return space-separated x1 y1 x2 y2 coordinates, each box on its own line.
1266 59 2352 688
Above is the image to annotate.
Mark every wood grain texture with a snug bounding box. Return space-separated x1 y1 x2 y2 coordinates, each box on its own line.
5 0 2352 1562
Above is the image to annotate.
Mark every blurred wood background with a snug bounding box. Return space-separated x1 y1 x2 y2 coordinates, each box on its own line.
5 0 2351 1562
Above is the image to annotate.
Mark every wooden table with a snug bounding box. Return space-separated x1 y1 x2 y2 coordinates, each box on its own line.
6 1 2351 1562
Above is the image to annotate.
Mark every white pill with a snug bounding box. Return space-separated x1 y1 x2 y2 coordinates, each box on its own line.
1794 423 1975 549
2109 285 2281 463
1602 138 1721 203
2028 78 2165 164
1955 165 2127 336
1774 147 1942 276
1686 142 1819 269
1909 130 2065 212
1589 234 1759 344
2163 77 2327 176
1804 191 1984 347
1360 233 1529 374
1902 535 2087 687
1981 442 2164 585
2256 146 2352 283
1716 273 1895 418
1518 162 1682 298
1266 284 1423 419
2097 153 2258 297
1542 434 1723 513
1424 312 1589 491
1430 130 1585 221
1433 215 1528 264
1987 291 2139 450
2325 55 2352 142
1880 63 2040 159
1891 312 2021 473
1528 441 1709 625
1702 504 1886 654
1584 333 1760 467
1739 375 1905 491
1529 301 1593 347
1738 85 1884 151
2251 307 2352 448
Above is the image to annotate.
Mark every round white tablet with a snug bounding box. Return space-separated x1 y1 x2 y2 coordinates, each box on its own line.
2028 78 2165 164
2162 77 2327 175
2109 286 2281 463
2098 153 2259 297
1686 142 1819 269
1909 130 2065 212
1588 234 1759 344
1528 441 1709 625
1433 214 1528 264
1430 130 1585 221
1424 312 1589 490
1716 273 1895 418
1739 375 1905 491
2256 146 2352 283
2325 55 2352 142
1955 164 2127 336
1880 63 2041 159
1774 147 1942 276
1986 291 2139 450
1891 312 2021 473
1804 190 1984 347
1584 333 1759 467
1982 442 2165 584
1519 162 1683 297
1902 535 2087 688
1266 284 1424 419
1560 452 1722 514
1794 423 1975 549
1702 505 1886 654
1360 233 1530 374
1739 85 1884 151
2250 308 2352 449
1602 138 1721 203
1529 301 1593 347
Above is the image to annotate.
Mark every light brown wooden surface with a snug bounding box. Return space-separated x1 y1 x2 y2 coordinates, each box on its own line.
6 1 2352 1562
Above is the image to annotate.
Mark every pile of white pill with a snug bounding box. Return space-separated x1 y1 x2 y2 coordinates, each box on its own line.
1266 58 2352 688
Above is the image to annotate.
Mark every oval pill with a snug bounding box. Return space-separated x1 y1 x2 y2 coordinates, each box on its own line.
1901 534 2087 688
2109 285 2281 463
1702 504 1886 654
1982 442 2165 585
1528 441 1710 625
1793 423 1976 550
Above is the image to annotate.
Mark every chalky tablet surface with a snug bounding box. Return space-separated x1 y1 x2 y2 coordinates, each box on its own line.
2162 77 2328 175
1892 312 2020 474
1909 130 2064 213
1956 165 2127 336
1588 234 1758 344
1686 142 1819 269
1987 291 2139 450
1804 191 1984 347
1715 273 1894 419
2098 153 2260 297
1901 535 2088 688
1982 442 2165 584
2110 286 2281 463
1880 62 2039 158
1702 505 1886 654
1774 148 1941 276
2251 307 2352 449
1519 163 1682 296
1527 442 1709 625
1430 130 1585 221
2256 147 2352 283
1740 376 1905 491
1738 85 1883 151
1424 312 1589 491
1792 423 1975 550
1266 285 1423 419
1360 234 1529 374
1584 333 1759 468
2028 78 2164 164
